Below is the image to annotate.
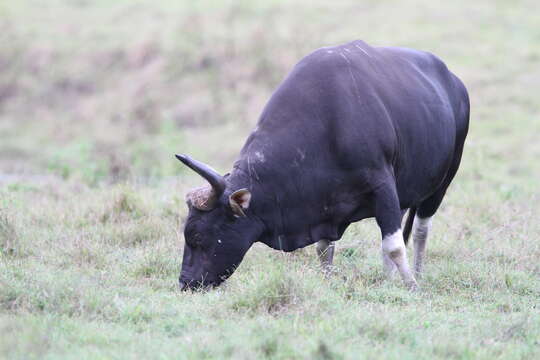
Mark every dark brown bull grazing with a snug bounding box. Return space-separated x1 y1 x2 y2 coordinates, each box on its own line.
176 40 469 291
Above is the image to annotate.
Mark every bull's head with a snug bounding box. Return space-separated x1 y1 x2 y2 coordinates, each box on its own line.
175 154 262 290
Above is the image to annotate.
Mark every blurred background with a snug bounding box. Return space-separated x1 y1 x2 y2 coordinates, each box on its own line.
0 0 538 192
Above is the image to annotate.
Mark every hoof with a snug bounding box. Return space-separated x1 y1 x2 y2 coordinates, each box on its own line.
321 265 338 277
406 281 420 292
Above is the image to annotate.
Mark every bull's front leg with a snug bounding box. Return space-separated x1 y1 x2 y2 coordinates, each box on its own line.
374 184 418 291
316 239 335 273
382 252 397 277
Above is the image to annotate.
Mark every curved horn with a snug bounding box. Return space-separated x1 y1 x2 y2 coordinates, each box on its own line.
175 154 226 197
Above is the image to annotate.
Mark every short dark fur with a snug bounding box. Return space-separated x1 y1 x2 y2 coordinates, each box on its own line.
178 40 469 289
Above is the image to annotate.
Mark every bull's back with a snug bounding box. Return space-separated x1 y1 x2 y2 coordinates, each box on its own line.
296 42 466 205
252 41 468 207
371 46 468 205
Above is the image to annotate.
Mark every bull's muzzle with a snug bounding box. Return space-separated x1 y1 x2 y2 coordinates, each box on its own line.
179 277 219 291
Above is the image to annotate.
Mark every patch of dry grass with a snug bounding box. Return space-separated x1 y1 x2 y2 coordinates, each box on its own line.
0 208 18 256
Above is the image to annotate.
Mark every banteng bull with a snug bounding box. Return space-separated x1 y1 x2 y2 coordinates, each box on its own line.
176 40 469 291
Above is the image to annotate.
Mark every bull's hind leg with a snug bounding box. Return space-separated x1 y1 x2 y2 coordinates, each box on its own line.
411 186 448 279
316 239 335 272
374 184 418 290
412 215 432 277
413 142 466 278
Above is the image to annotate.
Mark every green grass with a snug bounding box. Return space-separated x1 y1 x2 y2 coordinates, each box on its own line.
1 0 539 359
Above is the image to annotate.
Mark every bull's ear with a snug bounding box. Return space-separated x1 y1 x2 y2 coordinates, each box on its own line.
228 189 251 218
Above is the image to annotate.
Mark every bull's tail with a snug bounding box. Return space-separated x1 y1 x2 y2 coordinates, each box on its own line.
403 207 417 246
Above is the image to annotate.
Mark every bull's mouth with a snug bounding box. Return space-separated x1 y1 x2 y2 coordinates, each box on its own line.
179 270 234 291
178 278 221 291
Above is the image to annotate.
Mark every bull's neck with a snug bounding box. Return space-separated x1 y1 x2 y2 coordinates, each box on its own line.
228 157 289 249
232 156 278 206
229 159 255 188
229 159 271 201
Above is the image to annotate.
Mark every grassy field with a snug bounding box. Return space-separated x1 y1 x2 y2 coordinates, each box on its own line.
1 0 539 358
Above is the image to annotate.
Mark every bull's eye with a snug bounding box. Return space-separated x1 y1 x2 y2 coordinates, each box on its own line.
185 229 204 248
193 233 203 247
